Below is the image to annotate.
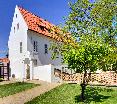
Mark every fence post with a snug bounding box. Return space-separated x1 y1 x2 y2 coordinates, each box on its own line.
3 65 4 79
7 63 10 80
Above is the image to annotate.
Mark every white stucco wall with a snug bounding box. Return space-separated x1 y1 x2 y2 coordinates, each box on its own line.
27 30 62 66
33 64 52 82
8 6 29 80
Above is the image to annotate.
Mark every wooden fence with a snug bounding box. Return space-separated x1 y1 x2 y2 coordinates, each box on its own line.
0 63 10 80
54 69 117 85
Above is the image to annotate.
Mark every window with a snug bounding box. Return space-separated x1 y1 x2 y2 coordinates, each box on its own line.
17 23 19 30
33 59 37 66
33 41 38 52
40 26 44 31
48 29 51 33
35 41 38 52
37 24 45 31
16 14 17 18
14 27 15 33
33 41 36 51
44 44 48 54
55 31 57 34
20 42 22 53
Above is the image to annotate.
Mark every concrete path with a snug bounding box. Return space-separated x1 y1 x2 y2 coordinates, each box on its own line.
0 80 61 104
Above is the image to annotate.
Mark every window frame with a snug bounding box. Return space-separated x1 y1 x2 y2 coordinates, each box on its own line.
17 23 19 30
44 44 48 54
33 59 37 66
16 14 17 18
33 41 38 52
14 27 15 33
20 42 22 53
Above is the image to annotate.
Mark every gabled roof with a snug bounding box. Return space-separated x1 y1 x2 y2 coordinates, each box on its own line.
18 6 61 41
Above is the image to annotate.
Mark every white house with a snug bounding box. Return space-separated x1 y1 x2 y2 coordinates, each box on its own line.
8 6 69 83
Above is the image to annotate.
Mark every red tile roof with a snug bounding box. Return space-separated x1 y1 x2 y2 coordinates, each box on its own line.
18 7 61 41
0 58 9 63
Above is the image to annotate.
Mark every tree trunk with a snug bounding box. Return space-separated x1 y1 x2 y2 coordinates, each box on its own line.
80 71 87 101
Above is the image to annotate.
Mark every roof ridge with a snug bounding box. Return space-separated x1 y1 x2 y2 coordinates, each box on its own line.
18 6 54 26
17 6 62 41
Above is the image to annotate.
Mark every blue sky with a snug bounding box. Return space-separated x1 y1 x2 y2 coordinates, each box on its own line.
0 0 71 58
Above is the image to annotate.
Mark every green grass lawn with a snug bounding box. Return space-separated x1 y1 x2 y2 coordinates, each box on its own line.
26 84 117 104
0 82 39 98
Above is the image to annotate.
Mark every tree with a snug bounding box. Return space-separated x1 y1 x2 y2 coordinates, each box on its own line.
50 0 116 101
91 0 117 70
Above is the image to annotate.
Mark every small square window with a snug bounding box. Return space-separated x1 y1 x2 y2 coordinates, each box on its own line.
40 25 45 31
55 31 57 34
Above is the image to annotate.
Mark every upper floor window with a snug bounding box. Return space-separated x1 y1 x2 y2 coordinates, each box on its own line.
14 27 15 33
33 41 38 52
17 23 19 30
20 42 22 53
16 14 17 18
44 44 48 54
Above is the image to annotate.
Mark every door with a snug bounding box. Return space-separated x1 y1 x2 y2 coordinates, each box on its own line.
26 64 30 79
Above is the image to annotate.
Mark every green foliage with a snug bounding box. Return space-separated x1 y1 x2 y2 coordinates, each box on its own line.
50 0 117 73
91 0 117 28
62 35 113 73
49 0 117 102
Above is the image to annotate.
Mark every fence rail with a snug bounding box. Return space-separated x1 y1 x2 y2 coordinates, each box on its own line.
54 69 117 85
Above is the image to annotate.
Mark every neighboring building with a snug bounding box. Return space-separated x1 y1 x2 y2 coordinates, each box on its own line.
0 58 10 80
0 58 9 65
8 5 67 82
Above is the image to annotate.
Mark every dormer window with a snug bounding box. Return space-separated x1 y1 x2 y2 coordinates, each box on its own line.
48 29 51 33
40 26 44 31
37 23 45 31
55 31 57 34
17 23 19 30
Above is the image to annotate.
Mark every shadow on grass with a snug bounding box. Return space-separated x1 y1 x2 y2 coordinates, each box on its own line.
75 86 113 104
